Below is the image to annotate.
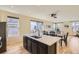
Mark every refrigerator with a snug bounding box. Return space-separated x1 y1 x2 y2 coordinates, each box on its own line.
0 22 6 53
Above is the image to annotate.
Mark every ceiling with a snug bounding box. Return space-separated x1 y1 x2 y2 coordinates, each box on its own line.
0 5 79 22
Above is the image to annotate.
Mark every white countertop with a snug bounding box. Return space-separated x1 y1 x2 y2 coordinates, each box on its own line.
24 34 61 46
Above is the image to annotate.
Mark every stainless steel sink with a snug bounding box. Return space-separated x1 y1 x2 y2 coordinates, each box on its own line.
31 36 41 39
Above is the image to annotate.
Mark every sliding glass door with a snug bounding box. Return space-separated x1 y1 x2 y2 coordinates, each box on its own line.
52 23 63 34
7 17 19 37
72 22 79 32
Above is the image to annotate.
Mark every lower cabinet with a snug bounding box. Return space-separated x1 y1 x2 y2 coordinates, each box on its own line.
27 39 32 52
23 36 57 54
38 43 48 54
31 40 38 54
23 36 32 53
23 36 27 49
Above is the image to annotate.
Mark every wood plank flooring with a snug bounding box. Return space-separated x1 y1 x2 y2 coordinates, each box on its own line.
3 37 30 54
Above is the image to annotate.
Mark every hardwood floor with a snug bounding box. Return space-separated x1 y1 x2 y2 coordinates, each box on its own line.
58 36 79 54
3 37 30 54
2 36 79 54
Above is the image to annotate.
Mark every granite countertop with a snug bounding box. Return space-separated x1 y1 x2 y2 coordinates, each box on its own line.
24 34 61 46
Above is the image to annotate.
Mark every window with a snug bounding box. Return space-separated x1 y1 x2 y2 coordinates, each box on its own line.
52 23 56 31
31 21 37 32
52 23 63 32
7 17 19 37
72 22 79 32
30 21 43 34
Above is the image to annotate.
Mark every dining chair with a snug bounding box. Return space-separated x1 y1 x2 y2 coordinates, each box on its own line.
60 32 69 47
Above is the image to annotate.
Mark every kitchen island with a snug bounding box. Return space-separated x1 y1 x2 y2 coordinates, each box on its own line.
23 34 61 54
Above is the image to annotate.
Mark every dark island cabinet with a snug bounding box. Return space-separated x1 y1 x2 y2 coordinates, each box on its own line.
23 36 57 54
31 40 38 54
37 42 48 54
27 39 32 52
23 36 27 49
23 36 32 53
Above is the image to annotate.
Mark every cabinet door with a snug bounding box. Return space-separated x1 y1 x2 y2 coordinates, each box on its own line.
23 36 28 49
38 42 48 54
27 39 32 53
48 43 57 54
31 40 38 54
